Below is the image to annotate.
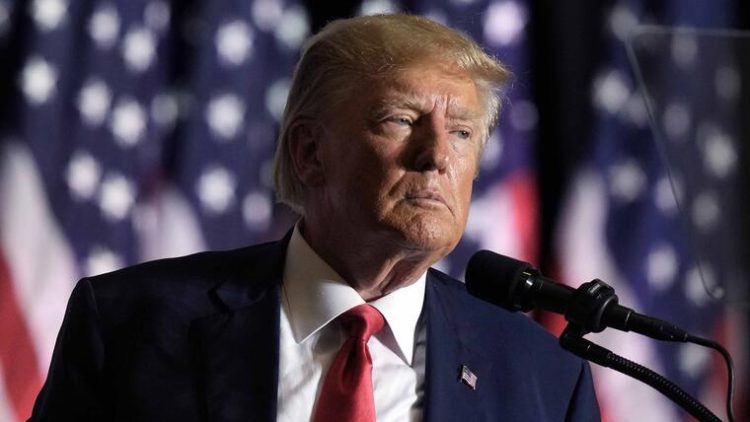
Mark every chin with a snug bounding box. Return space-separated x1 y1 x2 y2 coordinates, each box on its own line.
394 218 461 255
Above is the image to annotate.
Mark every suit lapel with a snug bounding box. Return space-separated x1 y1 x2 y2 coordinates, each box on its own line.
191 234 291 422
190 239 495 421
424 270 494 422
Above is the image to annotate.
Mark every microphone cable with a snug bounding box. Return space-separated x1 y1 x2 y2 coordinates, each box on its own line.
686 334 736 422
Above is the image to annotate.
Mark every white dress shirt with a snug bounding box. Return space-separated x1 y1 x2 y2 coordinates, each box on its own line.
276 226 426 422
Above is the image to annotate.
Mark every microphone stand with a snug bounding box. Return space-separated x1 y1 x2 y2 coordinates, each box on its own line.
560 324 721 422
559 280 724 422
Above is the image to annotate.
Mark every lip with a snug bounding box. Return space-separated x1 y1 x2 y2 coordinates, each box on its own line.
404 190 447 207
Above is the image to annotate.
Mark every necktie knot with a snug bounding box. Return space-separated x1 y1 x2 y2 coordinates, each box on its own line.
341 304 385 341
312 304 384 422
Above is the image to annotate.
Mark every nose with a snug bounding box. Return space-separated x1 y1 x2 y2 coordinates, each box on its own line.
412 116 450 173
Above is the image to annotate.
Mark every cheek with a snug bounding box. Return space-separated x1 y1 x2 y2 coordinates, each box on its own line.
359 145 404 187
341 152 397 203
456 182 474 220
453 157 479 194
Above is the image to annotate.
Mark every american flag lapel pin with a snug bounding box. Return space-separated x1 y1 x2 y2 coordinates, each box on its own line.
459 364 478 390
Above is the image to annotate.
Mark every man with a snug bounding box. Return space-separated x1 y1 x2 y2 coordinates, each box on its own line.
30 14 600 421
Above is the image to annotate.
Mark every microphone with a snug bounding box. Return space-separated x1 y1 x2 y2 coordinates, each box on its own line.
465 250 689 341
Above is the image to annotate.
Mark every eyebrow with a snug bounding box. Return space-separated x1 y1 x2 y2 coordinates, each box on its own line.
372 94 483 122
371 96 425 118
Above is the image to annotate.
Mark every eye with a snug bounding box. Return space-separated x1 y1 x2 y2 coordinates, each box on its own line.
389 116 414 126
453 129 472 140
372 114 416 137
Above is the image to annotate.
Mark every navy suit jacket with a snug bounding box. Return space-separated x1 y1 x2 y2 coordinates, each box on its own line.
30 235 600 421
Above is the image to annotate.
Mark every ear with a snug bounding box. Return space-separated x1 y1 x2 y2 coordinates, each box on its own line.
288 118 326 187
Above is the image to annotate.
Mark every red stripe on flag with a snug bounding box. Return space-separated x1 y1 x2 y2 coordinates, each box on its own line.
507 172 539 265
0 250 43 421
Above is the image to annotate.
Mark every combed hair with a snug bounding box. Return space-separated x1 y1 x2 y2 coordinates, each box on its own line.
273 13 512 214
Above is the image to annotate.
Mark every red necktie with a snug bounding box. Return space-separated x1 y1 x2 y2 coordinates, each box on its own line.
312 304 385 422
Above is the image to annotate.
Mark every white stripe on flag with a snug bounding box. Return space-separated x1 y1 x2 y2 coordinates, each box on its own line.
135 185 207 262
0 140 78 373
465 183 522 257
556 168 676 421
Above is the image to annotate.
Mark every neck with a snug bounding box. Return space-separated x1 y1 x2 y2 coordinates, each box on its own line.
299 219 438 301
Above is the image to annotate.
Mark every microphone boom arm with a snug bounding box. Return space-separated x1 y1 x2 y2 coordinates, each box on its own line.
560 324 721 422
464 250 735 420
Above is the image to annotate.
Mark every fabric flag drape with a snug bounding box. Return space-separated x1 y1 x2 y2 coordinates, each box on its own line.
1 0 540 418
0 0 307 419
555 1 746 421
5 0 745 420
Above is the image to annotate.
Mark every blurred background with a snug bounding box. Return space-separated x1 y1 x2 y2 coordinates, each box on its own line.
0 0 748 420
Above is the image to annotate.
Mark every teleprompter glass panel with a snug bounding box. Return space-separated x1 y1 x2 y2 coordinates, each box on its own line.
627 26 750 306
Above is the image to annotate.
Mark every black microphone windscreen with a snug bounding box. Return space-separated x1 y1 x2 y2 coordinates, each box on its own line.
465 250 534 311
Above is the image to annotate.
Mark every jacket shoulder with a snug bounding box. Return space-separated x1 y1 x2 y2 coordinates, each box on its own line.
78 238 286 326
427 268 583 372
87 239 283 296
427 268 600 420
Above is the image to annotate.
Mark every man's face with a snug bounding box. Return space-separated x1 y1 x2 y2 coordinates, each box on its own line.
313 63 484 259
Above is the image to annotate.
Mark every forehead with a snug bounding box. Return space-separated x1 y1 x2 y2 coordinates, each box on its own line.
367 64 484 116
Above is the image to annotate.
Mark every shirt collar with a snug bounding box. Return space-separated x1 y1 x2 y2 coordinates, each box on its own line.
282 224 425 365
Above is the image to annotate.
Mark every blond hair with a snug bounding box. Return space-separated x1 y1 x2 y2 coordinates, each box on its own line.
273 13 511 214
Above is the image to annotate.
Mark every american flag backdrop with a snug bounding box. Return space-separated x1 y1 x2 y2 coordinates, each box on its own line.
556 0 746 421
0 0 307 419
0 0 746 421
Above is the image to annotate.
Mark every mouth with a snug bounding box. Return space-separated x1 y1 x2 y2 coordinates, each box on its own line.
404 190 447 208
